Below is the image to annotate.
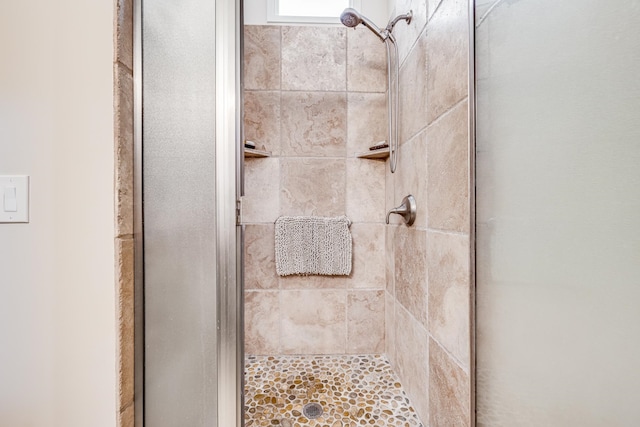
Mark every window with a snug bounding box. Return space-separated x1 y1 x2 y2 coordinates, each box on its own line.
267 0 362 24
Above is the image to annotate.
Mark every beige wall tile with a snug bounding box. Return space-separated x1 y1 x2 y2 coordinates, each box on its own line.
282 27 346 91
385 225 396 294
280 290 346 354
350 223 386 289
115 4 134 423
244 90 281 155
116 237 134 415
392 0 428 65
281 91 347 157
347 290 385 353
394 130 428 228
118 402 134 427
395 304 429 424
394 226 428 326
115 64 134 238
428 0 444 19
426 0 469 124
347 28 387 93
115 0 133 71
399 34 428 144
243 158 280 223
427 231 470 367
245 291 280 355
244 25 281 90
347 92 388 155
429 338 470 427
385 292 397 365
245 224 278 290
426 100 469 232
279 274 348 290
280 158 346 216
346 159 386 223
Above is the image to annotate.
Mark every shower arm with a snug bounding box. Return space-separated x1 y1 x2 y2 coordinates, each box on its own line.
384 11 413 34
378 11 414 42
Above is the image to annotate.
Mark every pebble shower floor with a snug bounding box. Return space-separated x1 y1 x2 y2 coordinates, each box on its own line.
244 354 425 427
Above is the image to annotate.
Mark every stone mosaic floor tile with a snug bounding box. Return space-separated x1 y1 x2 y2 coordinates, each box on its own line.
244 354 425 427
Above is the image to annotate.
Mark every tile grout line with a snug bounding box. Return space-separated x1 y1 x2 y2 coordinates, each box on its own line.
401 96 469 147
427 331 470 376
426 227 470 237
426 96 470 130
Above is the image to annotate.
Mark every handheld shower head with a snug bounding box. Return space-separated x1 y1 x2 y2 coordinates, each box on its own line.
340 7 413 174
340 8 386 41
339 8 362 28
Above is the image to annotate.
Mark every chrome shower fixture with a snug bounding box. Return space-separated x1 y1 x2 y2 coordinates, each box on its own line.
340 8 412 174
339 8 412 42
386 11 414 33
340 8 386 41
386 195 417 226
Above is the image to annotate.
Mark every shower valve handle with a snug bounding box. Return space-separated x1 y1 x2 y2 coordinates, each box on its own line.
386 195 416 226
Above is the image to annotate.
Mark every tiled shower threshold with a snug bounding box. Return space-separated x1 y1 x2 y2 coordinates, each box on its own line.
244 354 425 427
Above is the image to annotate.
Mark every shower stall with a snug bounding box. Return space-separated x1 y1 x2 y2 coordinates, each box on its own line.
239 0 475 423
133 0 639 425
139 0 473 425
241 5 430 425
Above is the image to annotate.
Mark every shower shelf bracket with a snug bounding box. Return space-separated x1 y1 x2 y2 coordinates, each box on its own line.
244 148 272 158
356 147 390 160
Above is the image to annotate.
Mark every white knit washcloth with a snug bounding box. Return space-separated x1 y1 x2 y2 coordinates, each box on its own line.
275 216 352 276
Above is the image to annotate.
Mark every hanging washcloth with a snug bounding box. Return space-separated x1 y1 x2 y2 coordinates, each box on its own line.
275 216 352 276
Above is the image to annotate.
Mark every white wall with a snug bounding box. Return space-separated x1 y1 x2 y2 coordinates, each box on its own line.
0 0 116 426
244 0 390 27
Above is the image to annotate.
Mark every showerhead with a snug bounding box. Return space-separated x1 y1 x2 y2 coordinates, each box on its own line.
340 7 362 28
340 8 386 41
340 8 413 43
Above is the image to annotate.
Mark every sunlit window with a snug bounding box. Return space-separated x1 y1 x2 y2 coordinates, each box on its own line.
267 0 362 23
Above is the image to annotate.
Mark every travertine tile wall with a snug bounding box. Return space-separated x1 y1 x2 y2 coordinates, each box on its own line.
243 25 390 356
385 0 472 425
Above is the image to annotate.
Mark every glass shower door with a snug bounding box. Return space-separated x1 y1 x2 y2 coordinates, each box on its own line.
140 0 242 425
475 0 640 425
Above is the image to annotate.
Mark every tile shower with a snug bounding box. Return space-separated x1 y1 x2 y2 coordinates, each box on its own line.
243 0 471 425
244 24 387 356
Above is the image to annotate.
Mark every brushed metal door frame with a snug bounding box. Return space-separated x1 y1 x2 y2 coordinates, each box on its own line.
215 0 244 425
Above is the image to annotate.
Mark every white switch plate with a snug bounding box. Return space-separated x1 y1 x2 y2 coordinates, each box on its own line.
0 176 29 223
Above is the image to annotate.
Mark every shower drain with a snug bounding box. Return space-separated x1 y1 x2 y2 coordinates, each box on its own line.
302 402 324 419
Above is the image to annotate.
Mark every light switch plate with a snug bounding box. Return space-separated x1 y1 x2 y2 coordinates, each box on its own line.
0 176 29 223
